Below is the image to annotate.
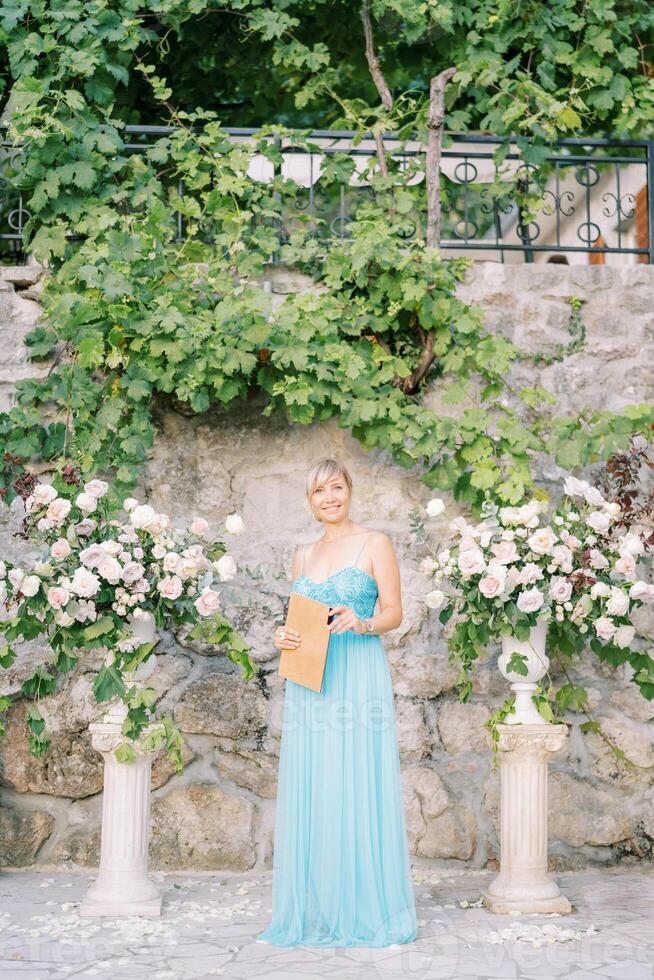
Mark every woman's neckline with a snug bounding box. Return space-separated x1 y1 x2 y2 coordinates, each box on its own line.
295 565 377 587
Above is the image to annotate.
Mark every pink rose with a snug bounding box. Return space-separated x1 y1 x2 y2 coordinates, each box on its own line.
157 575 183 600
190 517 210 538
47 585 70 609
194 588 221 617
457 548 486 577
615 555 636 577
46 498 72 524
594 616 616 641
479 574 505 598
491 540 518 564
50 538 71 560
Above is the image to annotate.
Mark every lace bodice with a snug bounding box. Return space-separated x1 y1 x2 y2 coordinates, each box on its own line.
292 566 378 620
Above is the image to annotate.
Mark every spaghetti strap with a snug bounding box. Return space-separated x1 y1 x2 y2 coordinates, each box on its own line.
353 531 371 568
300 545 306 575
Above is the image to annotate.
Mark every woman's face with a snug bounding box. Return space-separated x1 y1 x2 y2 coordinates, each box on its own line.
311 475 351 523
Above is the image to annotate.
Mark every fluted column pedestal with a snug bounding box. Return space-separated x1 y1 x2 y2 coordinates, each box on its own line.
483 723 572 915
79 718 162 918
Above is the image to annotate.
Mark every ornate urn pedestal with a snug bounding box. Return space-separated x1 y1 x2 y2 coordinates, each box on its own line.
80 612 163 918
482 723 572 914
483 618 572 915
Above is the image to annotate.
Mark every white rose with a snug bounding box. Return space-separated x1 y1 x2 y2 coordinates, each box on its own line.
130 504 156 529
33 483 59 506
123 497 139 512
47 498 72 524
520 562 544 584
594 616 616 641
47 585 70 608
583 486 605 506
491 539 518 564
618 532 644 557
21 575 41 597
479 574 506 599
194 587 221 616
225 513 245 534
603 501 621 517
614 624 635 649
157 575 183 600
586 511 611 535
606 588 629 618
163 552 181 573
8 568 25 592
516 588 545 613
148 513 169 535
152 543 166 559
551 545 573 567
563 476 590 498
549 577 572 603
630 581 652 601
74 517 97 536
458 547 486 577
75 599 97 623
590 582 611 599
420 556 438 575
527 526 557 555
214 554 237 581
96 556 122 585
426 497 446 517
70 567 101 598
99 540 122 556
79 544 106 568
75 492 98 513
122 562 145 584
190 517 210 538
424 588 446 609
50 538 71 560
84 479 109 498
589 549 610 570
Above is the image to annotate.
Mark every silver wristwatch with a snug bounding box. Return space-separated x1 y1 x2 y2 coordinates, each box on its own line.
362 618 374 634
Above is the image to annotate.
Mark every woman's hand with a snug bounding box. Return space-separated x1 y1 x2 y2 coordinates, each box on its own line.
328 604 363 635
274 624 301 651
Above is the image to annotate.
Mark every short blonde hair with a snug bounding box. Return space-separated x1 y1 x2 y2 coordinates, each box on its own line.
305 456 353 503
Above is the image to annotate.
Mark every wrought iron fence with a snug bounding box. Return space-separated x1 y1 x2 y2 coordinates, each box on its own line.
1 124 652 264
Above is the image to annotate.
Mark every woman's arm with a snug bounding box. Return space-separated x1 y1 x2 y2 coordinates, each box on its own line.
273 547 304 652
329 531 403 636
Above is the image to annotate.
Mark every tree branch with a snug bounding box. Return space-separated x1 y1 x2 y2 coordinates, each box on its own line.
425 66 456 248
361 0 392 178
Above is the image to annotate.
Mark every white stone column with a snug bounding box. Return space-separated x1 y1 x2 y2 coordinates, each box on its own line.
483 723 572 914
79 719 162 918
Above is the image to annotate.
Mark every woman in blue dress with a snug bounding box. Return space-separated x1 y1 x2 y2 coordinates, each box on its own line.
256 456 417 948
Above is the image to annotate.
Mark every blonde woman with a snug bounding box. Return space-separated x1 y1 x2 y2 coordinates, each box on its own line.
256 456 417 947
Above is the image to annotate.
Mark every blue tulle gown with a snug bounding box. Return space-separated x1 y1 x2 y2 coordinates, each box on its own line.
257 534 417 947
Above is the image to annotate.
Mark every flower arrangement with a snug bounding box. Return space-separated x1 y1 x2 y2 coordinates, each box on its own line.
0 474 256 770
421 477 654 726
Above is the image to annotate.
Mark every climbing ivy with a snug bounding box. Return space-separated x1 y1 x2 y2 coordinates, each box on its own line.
0 0 653 518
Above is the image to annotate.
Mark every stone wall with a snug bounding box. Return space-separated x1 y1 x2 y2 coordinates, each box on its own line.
1 261 653 872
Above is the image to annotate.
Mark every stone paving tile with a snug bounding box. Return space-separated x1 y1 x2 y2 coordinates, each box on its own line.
0 865 652 980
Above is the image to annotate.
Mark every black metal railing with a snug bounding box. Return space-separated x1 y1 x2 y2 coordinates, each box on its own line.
1 125 652 264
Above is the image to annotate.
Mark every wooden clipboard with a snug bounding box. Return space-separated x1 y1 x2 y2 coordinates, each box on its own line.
278 591 331 693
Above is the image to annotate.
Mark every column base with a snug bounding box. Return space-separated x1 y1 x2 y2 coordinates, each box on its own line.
482 891 572 915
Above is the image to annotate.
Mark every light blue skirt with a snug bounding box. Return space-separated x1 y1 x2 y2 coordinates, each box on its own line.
257 629 417 947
